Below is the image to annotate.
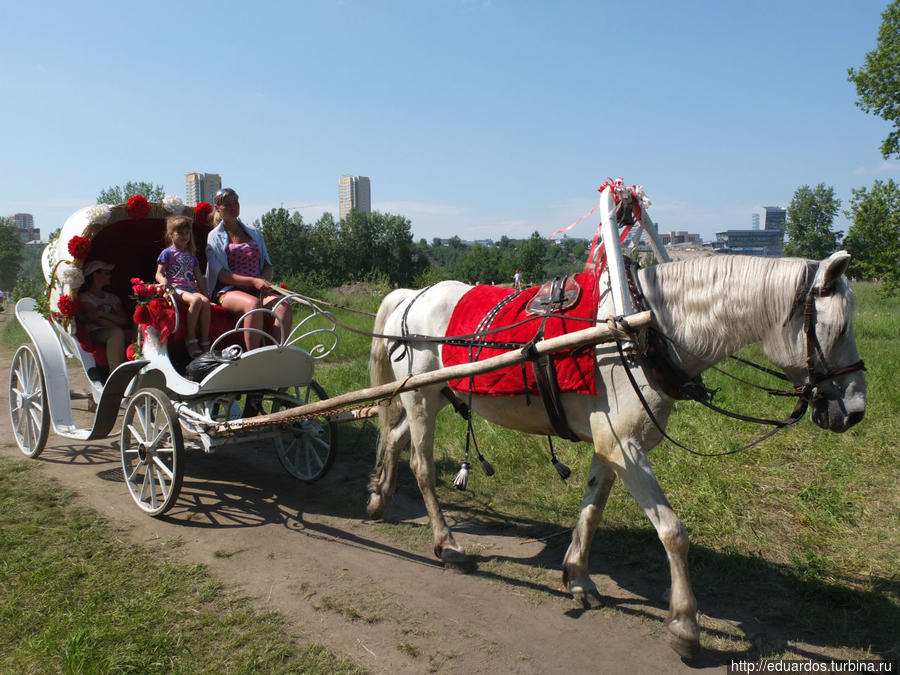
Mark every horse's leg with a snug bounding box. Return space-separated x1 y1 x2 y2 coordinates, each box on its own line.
366 415 409 519
606 440 700 660
404 389 469 568
562 454 617 608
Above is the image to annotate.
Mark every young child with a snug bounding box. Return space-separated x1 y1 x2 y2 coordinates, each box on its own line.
79 260 133 373
156 215 211 357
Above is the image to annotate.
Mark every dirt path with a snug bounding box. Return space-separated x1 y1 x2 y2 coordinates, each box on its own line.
1 313 722 674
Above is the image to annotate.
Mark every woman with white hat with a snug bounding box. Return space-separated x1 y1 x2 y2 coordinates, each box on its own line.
79 260 132 373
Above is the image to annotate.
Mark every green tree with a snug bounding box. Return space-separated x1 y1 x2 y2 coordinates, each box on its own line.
783 184 841 259
454 243 502 284
848 0 900 158
339 210 426 286
97 181 166 204
843 178 900 294
0 218 24 290
517 231 546 284
309 213 343 285
258 208 309 280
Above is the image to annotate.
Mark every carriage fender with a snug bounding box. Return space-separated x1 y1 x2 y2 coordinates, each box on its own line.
15 297 81 434
15 298 148 440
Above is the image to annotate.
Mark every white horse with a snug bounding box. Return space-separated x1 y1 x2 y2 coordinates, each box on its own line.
366 252 866 659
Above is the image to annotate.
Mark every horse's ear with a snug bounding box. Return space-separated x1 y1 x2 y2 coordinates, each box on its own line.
819 251 851 292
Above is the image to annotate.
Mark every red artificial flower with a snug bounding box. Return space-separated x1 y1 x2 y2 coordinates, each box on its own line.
133 305 151 324
130 277 143 286
279 282 287 289
194 201 213 226
57 294 80 318
127 195 151 219
148 297 167 313
126 342 141 361
67 235 91 260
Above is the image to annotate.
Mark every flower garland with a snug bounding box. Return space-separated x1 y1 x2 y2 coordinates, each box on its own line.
127 195 151 219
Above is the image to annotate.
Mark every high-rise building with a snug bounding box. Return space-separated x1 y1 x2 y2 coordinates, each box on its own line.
339 175 371 220
763 206 786 232
185 172 222 206
7 213 40 242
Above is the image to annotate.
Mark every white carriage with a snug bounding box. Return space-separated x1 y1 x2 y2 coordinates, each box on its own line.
9 198 340 516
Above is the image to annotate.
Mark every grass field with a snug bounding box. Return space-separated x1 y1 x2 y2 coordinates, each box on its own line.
2 280 897 665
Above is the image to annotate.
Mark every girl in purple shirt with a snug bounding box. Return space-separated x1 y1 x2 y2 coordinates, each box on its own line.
156 216 211 357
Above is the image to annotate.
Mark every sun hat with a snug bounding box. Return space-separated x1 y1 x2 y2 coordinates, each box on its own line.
83 260 115 277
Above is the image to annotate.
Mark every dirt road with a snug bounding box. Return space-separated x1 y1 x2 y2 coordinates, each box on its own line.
1 314 722 673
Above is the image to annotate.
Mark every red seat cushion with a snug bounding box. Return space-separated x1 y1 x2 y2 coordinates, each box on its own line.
75 322 108 366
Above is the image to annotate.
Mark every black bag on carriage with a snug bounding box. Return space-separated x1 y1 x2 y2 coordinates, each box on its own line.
185 345 243 382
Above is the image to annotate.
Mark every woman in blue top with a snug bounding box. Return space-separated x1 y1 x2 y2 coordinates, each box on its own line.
205 188 292 351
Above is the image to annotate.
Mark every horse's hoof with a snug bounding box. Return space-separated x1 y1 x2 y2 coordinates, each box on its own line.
366 494 384 520
440 549 476 574
571 586 604 609
443 558 477 574
666 619 700 661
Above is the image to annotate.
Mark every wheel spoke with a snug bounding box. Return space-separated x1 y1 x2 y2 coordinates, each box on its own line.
302 438 326 470
125 423 146 448
310 435 330 452
153 464 169 497
152 455 175 481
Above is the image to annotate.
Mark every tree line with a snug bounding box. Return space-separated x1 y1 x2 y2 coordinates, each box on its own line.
258 206 589 290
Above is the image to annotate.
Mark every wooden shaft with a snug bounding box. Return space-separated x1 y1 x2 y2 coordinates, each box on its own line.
216 310 652 432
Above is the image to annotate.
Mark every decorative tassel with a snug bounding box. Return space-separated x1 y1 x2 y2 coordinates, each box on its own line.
547 436 571 481
453 462 470 491
552 458 571 481
478 455 495 477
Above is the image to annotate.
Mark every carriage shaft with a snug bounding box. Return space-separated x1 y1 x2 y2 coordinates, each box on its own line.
214 311 652 433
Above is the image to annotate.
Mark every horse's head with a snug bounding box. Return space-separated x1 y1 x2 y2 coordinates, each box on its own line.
766 251 866 432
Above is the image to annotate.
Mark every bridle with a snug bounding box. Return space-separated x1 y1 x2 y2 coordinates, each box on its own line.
793 271 867 406
616 261 866 457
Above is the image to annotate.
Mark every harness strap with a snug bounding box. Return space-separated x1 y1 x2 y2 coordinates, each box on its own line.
521 277 581 442
613 338 809 457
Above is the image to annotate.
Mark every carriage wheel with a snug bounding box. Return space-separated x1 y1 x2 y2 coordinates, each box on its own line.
120 388 184 516
9 345 50 458
253 381 338 482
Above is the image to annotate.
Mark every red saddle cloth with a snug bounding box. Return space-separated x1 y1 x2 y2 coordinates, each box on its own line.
443 272 599 396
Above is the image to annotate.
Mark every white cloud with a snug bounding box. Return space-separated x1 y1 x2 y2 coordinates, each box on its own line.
852 161 900 176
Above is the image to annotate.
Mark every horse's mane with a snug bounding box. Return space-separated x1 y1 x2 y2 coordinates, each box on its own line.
639 255 812 363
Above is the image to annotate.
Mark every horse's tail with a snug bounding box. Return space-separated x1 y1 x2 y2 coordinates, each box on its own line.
369 288 413 468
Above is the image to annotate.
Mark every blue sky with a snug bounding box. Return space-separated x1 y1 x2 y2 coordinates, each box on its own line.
2 0 897 244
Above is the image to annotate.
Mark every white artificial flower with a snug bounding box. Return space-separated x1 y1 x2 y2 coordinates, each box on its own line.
163 194 185 214
58 263 84 290
632 185 652 209
88 203 112 224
